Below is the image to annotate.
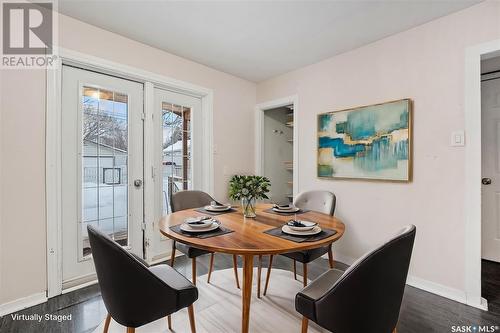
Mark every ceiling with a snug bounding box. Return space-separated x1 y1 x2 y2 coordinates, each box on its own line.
58 0 481 82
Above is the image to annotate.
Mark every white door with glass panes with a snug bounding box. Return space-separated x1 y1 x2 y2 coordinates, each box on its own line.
61 66 144 288
149 88 202 262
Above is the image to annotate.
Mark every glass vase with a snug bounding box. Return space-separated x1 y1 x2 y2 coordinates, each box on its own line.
241 197 256 218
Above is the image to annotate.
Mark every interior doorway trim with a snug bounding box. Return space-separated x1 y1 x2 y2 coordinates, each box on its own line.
46 48 214 297
255 95 299 198
464 38 500 310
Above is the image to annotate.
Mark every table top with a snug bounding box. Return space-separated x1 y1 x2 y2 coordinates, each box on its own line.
159 204 345 255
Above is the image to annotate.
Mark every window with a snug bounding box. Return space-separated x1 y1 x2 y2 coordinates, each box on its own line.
161 103 191 213
103 167 121 185
81 86 129 257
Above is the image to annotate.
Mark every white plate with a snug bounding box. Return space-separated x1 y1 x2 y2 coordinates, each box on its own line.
282 225 322 236
180 221 220 233
287 220 318 231
273 206 300 213
204 205 232 212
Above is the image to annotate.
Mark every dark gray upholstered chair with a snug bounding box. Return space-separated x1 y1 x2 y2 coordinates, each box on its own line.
170 190 240 288
87 225 198 333
263 191 337 295
296 225 416 333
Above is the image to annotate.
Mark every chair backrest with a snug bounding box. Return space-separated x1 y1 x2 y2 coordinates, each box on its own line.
312 225 416 333
170 190 214 212
293 190 336 216
87 225 177 327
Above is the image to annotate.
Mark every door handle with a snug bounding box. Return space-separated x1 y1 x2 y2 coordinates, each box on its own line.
134 179 143 188
482 178 492 185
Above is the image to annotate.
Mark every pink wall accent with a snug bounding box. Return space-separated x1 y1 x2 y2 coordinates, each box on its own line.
257 1 500 292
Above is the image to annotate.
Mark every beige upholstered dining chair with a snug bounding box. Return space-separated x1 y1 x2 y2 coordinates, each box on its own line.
262 190 337 295
170 190 240 288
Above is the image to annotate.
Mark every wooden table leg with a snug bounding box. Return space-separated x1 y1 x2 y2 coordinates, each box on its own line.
103 313 111 333
301 317 309 333
242 255 254 333
233 255 241 289
257 255 262 298
327 243 334 269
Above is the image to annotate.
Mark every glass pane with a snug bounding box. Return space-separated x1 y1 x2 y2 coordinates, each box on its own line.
81 86 129 258
161 102 192 213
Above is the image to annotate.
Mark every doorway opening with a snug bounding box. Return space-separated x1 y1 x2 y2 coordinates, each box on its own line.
262 105 294 203
481 55 500 312
255 96 299 201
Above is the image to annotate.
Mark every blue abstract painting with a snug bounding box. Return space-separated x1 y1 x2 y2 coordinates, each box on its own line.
317 99 411 181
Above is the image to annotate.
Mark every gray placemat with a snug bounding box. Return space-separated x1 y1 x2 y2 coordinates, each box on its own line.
263 208 310 216
194 207 237 216
170 224 234 239
264 226 337 243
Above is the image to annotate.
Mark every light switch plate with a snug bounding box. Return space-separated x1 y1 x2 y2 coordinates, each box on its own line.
451 130 465 147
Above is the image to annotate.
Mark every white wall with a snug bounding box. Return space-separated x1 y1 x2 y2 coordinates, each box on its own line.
0 13 257 306
257 1 500 294
1 69 48 306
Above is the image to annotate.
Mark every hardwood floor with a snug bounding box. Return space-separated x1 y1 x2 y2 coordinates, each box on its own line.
1 256 500 333
482 259 500 315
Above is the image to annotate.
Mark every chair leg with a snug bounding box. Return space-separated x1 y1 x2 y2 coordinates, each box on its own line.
126 328 135 333
327 244 334 269
188 304 196 333
303 263 308 287
293 259 297 280
393 327 397 333
170 241 176 267
167 315 172 330
263 255 274 296
207 253 215 283
301 317 309 333
192 258 197 285
103 313 111 333
257 255 262 298
233 254 240 289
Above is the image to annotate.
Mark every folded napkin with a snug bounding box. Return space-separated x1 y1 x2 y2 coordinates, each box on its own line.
210 200 229 208
185 216 211 224
170 224 234 239
273 203 294 209
264 226 337 243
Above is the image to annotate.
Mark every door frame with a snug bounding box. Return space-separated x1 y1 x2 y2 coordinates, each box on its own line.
255 95 299 199
46 48 214 297
464 38 500 310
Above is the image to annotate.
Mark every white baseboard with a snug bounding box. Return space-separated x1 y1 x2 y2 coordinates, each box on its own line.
149 249 184 265
405 275 468 304
329 252 356 266
331 252 483 309
62 279 98 295
0 292 47 317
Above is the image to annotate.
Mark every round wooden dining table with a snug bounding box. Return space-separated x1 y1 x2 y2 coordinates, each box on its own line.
159 203 345 333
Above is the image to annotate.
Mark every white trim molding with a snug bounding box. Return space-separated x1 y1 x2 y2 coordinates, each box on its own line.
464 38 500 310
0 292 47 317
46 47 215 297
46 56 63 298
332 252 486 309
255 95 299 198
